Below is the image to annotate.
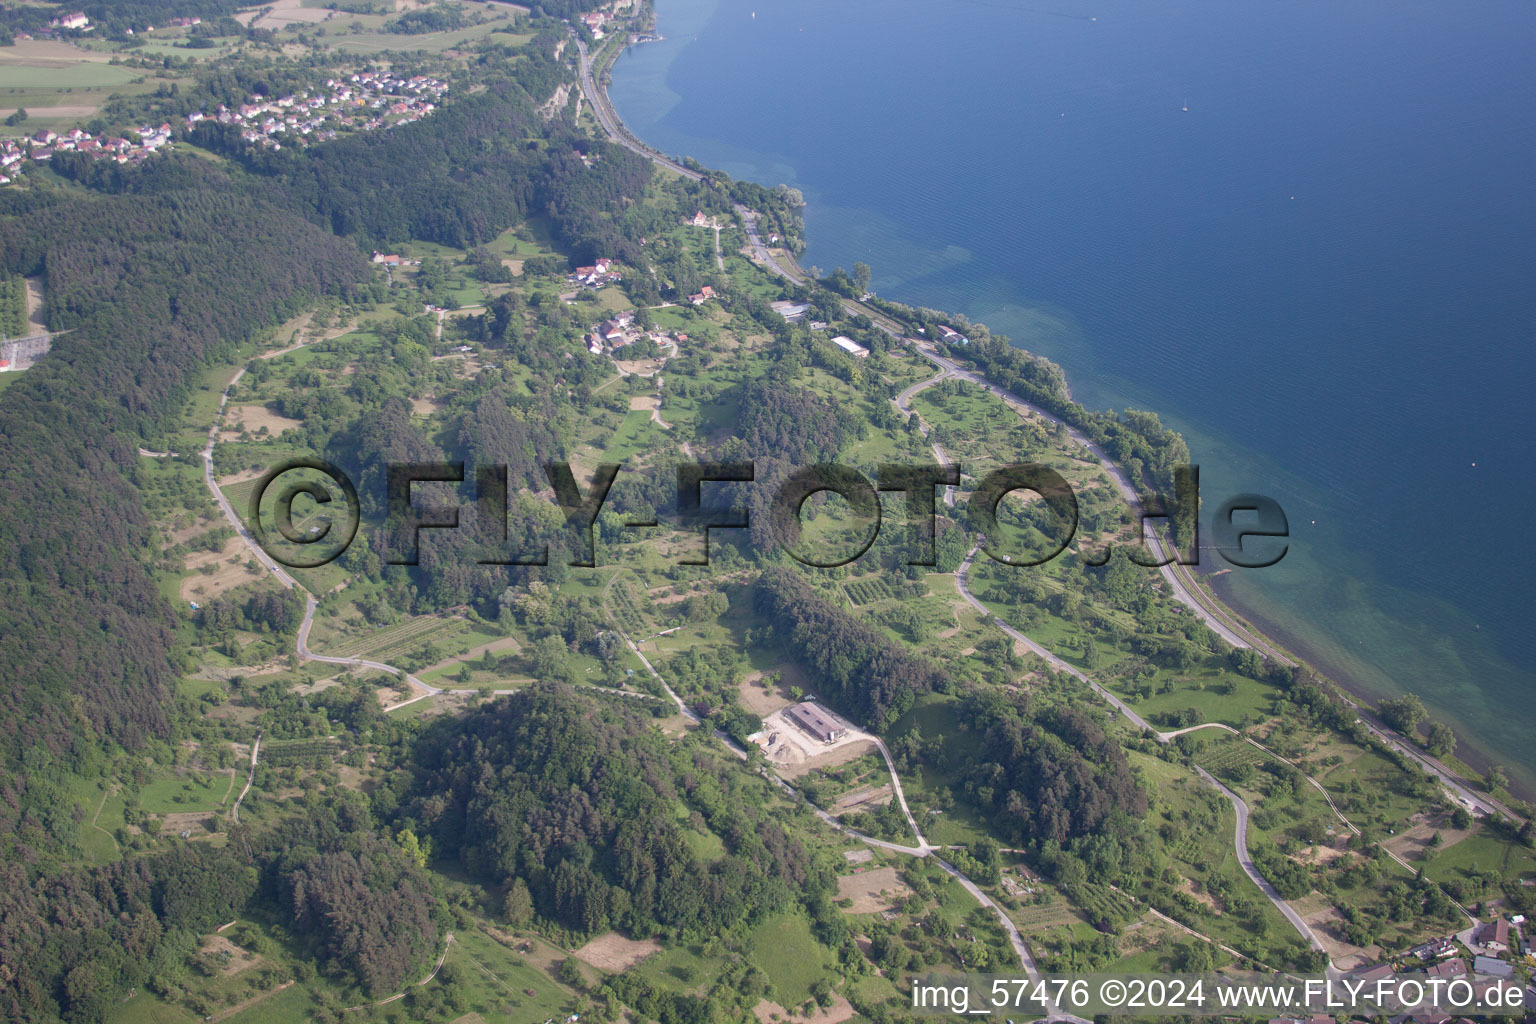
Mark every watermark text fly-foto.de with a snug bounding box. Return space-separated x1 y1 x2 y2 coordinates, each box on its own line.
247 459 1289 571
909 972 1526 1017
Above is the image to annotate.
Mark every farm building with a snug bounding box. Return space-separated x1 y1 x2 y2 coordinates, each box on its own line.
784 702 847 744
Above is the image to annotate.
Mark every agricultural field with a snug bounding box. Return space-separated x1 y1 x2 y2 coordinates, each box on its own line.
1423 826 1536 887
0 39 170 126
323 615 472 662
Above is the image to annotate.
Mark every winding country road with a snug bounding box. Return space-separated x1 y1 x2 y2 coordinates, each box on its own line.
903 350 1251 649
195 340 486 715
294 599 442 708
597 567 1055 989
892 369 959 506
898 343 1329 961
1193 766 1330 961
953 541 1329 959
883 362 1511 819
954 549 1160 735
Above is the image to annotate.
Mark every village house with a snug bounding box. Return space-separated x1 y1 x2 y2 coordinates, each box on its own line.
1474 918 1511 954
1348 962 1395 985
689 210 710 227
569 258 620 287
1427 957 1468 978
1413 938 1458 960
5 72 446 189
49 11 89 30
688 285 715 306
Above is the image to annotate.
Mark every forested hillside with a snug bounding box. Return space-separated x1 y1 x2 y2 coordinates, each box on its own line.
192 77 652 251
0 161 367 863
951 688 1148 845
0 51 670 864
397 684 821 939
753 568 943 730
0 780 449 1020
0 40 671 1013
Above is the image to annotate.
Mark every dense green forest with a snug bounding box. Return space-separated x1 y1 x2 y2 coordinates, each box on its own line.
189 75 652 252
0 779 453 1021
396 684 821 939
0 163 367 865
951 688 1148 845
752 568 943 730
0 271 26 337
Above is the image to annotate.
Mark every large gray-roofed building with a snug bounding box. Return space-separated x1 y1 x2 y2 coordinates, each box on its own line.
784 702 847 743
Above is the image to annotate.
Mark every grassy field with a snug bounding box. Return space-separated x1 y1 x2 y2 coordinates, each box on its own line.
601 406 665 462
746 915 835 1008
0 40 175 126
320 12 530 56
138 767 235 815
172 358 245 452
882 694 1010 847
323 614 471 661
1423 826 1536 885
0 60 138 90
445 926 581 1024
1130 751 1307 961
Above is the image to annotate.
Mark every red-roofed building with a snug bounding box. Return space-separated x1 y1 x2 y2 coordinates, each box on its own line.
1427 957 1468 978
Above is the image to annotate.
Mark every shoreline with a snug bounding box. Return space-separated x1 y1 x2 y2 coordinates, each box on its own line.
581 20 1528 812
1207 570 1509 794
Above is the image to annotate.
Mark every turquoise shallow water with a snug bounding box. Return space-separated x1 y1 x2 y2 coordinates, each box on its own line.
610 0 1536 791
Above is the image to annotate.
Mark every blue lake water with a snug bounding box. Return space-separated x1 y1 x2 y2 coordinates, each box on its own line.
609 0 1536 790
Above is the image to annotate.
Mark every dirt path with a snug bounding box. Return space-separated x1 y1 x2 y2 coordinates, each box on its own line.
210 980 294 1022
1165 722 1475 924
194 342 447 709
230 734 260 823
345 933 453 1010
88 785 119 857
